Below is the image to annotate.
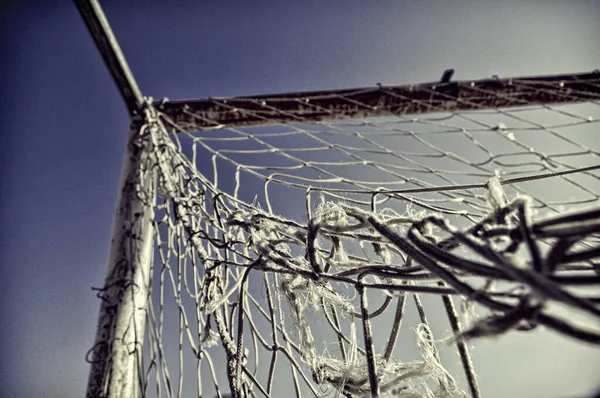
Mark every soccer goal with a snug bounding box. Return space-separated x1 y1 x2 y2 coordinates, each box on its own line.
78 2 600 398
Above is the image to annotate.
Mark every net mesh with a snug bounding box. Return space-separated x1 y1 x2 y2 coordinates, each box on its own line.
94 74 600 398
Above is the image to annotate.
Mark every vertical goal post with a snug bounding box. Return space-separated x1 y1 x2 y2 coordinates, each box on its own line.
75 1 148 396
77 1 600 397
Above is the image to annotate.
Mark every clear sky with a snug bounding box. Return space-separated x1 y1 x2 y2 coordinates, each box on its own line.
1 1 599 397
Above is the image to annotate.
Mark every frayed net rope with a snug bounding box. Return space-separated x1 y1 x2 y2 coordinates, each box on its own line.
140 104 600 398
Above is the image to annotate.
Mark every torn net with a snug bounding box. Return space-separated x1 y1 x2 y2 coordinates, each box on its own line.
111 77 600 397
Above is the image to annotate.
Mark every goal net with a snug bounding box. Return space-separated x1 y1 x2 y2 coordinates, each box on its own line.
87 71 600 398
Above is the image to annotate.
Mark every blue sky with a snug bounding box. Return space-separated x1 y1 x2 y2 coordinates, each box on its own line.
1 1 599 397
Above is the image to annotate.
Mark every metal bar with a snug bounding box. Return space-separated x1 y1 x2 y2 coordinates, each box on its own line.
155 70 600 130
74 0 144 116
86 120 156 398
76 2 153 396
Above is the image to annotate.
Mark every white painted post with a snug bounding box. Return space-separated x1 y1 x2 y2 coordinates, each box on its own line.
86 119 155 398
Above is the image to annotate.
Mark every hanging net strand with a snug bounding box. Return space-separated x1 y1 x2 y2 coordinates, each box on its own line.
89 71 600 398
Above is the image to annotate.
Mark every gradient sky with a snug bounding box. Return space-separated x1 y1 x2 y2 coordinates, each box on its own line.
1 1 599 397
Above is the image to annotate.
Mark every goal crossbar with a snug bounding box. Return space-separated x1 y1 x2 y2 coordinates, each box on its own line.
156 70 600 130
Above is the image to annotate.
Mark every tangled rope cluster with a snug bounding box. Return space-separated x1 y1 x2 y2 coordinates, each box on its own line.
219 187 600 396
